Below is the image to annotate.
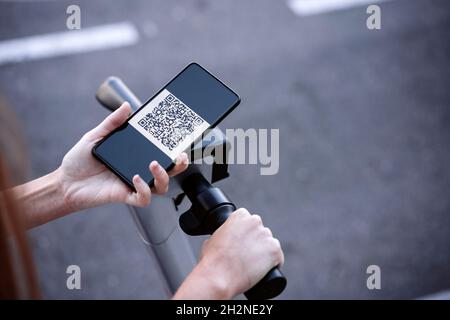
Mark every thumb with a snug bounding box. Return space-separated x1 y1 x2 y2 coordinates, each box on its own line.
89 102 131 139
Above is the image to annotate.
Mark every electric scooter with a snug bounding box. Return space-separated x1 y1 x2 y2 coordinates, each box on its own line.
95 77 287 300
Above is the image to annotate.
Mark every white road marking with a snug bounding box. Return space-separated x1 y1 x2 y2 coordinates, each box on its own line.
0 22 139 66
287 0 390 16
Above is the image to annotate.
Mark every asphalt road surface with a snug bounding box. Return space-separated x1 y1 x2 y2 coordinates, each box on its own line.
0 0 449 299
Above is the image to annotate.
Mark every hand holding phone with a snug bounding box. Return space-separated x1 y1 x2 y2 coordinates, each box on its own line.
57 103 188 214
92 63 240 189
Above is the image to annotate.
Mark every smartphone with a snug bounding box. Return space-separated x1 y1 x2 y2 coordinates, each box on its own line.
92 63 240 190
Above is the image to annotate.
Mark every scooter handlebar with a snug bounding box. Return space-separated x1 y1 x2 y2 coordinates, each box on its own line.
207 204 287 300
96 76 141 112
97 78 287 300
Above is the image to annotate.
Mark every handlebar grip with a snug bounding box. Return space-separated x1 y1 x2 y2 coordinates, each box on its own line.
96 76 141 112
209 204 287 300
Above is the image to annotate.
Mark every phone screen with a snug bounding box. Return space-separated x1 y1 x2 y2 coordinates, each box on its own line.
92 63 240 189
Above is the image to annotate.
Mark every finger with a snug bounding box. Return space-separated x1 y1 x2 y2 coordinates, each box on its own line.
232 208 251 218
168 152 189 177
263 227 273 238
126 174 151 206
250 214 263 226
271 238 284 267
150 161 169 194
88 102 131 139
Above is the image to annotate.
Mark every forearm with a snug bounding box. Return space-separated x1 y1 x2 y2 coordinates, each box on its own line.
173 257 234 300
7 167 71 229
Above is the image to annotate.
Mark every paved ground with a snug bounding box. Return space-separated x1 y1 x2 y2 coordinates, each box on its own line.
0 0 449 299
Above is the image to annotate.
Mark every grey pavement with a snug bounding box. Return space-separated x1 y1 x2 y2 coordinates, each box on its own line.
0 0 449 299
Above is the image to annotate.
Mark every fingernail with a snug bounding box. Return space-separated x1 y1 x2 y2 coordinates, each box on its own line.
151 161 161 172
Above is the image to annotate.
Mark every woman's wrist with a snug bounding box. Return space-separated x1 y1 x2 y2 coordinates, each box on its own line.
53 165 80 213
54 166 76 213
197 255 236 299
174 255 236 300
10 167 72 228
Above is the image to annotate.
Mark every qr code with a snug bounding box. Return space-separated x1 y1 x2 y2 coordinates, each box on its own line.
136 93 205 151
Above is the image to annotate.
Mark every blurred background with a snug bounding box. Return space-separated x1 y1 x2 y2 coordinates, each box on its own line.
0 0 449 299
